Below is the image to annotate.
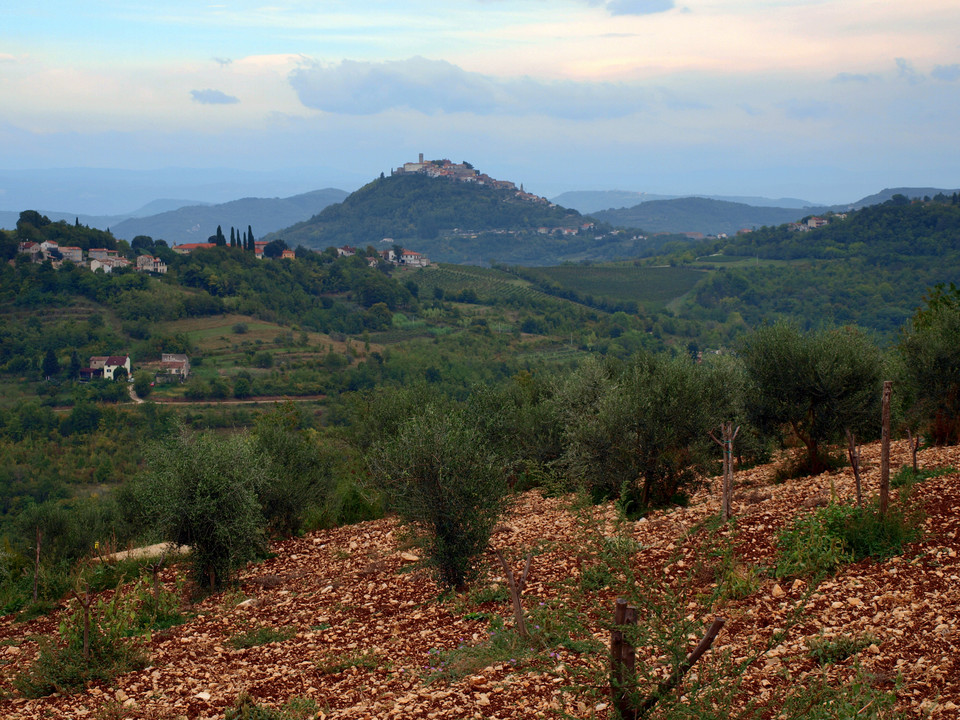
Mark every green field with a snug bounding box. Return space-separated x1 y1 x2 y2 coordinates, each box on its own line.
523 264 708 307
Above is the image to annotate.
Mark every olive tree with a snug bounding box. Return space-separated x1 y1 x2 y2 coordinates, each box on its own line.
898 284 960 445
368 404 509 589
739 323 883 475
140 428 268 589
561 354 721 513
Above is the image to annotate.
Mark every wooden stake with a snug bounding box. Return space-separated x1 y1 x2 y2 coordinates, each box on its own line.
880 381 892 517
846 429 863 507
495 549 533 639
611 599 638 720
636 617 726 718
33 526 41 604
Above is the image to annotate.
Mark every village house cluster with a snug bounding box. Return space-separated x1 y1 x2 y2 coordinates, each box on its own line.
16 240 168 274
335 245 431 268
76 353 190 384
393 154 552 206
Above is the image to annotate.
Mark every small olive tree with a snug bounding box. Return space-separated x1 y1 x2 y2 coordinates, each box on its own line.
368 405 509 589
739 323 883 475
140 427 268 589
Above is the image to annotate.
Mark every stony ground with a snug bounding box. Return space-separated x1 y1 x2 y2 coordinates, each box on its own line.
1 440 958 719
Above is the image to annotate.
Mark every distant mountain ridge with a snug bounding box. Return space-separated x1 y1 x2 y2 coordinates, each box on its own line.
551 190 816 214
590 197 825 236
110 188 348 244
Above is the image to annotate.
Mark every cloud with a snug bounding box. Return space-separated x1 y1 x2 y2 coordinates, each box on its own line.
605 0 675 15
778 99 832 121
213 57 233 68
831 72 878 84
895 57 923 85
932 64 960 82
289 56 649 120
190 89 240 105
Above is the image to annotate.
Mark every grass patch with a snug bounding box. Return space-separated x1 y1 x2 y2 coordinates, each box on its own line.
227 625 296 649
315 649 383 674
807 632 877 666
891 464 957 488
224 693 318 720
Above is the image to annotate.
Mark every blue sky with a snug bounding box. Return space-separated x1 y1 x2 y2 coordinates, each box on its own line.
2 0 960 207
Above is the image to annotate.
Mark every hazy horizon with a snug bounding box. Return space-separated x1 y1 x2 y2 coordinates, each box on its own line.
3 1 959 211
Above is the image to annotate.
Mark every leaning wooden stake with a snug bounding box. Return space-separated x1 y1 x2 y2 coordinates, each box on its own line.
879 381 892 517
845 429 864 507
636 617 726 718
494 549 533 638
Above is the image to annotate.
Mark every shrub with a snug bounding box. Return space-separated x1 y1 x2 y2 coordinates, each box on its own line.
14 585 148 697
807 632 877 666
369 404 510 589
776 500 922 578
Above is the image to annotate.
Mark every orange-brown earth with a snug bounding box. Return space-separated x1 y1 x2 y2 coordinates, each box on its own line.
1 440 958 719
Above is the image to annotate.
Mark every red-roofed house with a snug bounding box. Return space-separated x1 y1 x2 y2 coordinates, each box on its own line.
172 243 217 254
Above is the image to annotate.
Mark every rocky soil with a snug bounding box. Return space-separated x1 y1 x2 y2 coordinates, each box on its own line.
1 439 958 719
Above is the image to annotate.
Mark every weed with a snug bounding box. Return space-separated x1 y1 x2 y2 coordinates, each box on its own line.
807 632 877 666
468 584 510 606
228 625 296 650
224 692 317 720
315 649 383 674
891 465 957 489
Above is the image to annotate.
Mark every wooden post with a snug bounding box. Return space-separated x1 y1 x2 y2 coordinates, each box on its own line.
33 526 41 604
495 549 533 639
845 429 863 507
906 428 919 472
880 381 892 517
611 599 638 720
710 423 740 522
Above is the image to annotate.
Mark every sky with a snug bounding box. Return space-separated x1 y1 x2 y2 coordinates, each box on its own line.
2 0 960 211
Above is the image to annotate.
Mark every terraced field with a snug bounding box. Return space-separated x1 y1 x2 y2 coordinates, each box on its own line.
399 264 563 306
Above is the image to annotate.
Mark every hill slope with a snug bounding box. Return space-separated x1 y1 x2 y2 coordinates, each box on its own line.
265 173 584 250
2 440 957 718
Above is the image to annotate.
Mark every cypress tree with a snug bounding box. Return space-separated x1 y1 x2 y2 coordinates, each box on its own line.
230 227 236 247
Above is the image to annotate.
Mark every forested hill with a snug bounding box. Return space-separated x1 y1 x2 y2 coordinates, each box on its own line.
678 194 960 340
591 197 823 236
263 173 586 249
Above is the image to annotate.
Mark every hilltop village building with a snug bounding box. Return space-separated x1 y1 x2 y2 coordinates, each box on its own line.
392 154 551 205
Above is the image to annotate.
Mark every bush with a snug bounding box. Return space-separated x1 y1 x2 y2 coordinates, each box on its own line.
776 500 922 578
369 404 510 589
14 585 148 697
